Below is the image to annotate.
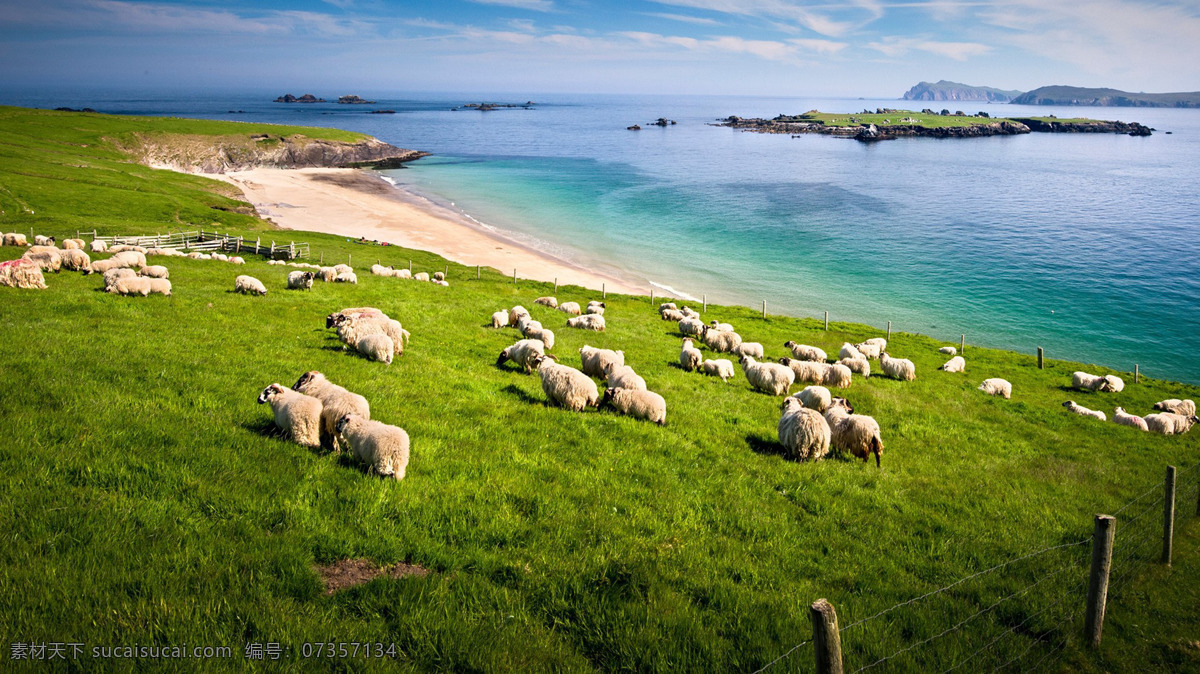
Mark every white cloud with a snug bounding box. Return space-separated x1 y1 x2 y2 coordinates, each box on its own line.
467 0 555 11
648 0 863 37
787 38 848 55
642 12 722 26
866 36 991 60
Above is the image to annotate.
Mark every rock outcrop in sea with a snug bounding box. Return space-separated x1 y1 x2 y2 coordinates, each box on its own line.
126 133 427 174
274 94 326 103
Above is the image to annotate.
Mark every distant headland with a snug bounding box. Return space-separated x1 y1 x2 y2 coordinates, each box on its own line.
903 81 1200 108
903 81 1023 103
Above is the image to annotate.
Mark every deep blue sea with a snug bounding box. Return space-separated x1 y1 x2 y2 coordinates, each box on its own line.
5 89 1199 382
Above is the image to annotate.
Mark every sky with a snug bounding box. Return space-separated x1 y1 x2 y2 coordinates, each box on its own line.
1 0 1198 97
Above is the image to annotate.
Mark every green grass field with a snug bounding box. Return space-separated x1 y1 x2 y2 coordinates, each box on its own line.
1 107 1197 671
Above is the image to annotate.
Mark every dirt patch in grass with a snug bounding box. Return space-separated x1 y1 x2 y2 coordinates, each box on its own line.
317 559 430 595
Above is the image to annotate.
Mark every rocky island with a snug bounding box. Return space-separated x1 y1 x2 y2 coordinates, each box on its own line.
453 102 535 111
274 93 326 103
716 109 1152 140
337 95 375 104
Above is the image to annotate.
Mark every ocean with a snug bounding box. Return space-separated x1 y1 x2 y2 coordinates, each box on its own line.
5 89 1198 382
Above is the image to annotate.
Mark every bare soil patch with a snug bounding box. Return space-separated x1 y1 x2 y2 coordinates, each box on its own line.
317 558 430 595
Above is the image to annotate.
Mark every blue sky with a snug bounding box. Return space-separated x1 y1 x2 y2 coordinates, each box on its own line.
1 0 1197 96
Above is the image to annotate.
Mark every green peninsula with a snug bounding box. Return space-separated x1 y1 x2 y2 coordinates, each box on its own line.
717 109 1153 139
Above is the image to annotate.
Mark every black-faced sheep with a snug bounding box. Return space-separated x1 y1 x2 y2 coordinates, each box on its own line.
336 413 410 480
602 387 666 425
292 371 370 452
579 345 624 379
879 352 916 381
1062 400 1106 421
740 355 795 396
784 341 826 362
498 339 552 373
287 271 315 290
1113 407 1149 431
234 275 268 295
778 397 831 461
566 314 606 331
531 356 599 412
824 398 884 467
257 383 323 448
978 378 1012 399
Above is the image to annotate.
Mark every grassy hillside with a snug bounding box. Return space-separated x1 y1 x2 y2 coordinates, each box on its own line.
1 108 1198 671
1012 86 1200 108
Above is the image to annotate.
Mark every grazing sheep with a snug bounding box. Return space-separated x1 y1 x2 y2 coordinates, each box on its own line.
939 346 957 355
680 306 700 319
234 275 268 295
778 397 831 461
558 301 582 315
317 267 338 282
337 316 407 356
1062 400 1106 421
111 251 147 268
784 341 827 362
518 317 543 337
1072 371 1113 392
139 264 168 279
393 268 412 279
680 338 702 371
1144 413 1199 435
89 240 107 253
1153 399 1196 417
229 256 245 265
524 325 556 350
661 309 684 321
854 342 882 359
1103 375 1125 393
701 325 742 353
433 271 445 282
659 302 677 312
535 296 558 309
497 339 551 373
334 271 358 284
292 371 370 453
59 248 91 272
840 343 863 361
940 356 966 373
566 314 606 331
413 272 430 282
146 278 172 296
879 352 916 381
287 271 315 290
793 385 832 413
531 356 600 412
332 264 353 274
602 387 666 425
585 301 605 315
106 276 152 296
709 320 734 332
61 238 85 250
336 413 409 480
186 252 206 260
824 398 884 467
21 246 62 272
838 357 870 378
326 307 385 329
862 337 887 350
508 306 530 327
978 378 1012 399
735 342 765 360
3 233 29 246
579 345 624 379
779 357 828 385
211 253 229 262
491 310 508 328
823 363 853 389
678 317 706 336
700 358 735 382
1113 407 1149 432
102 268 137 288
356 333 395 364
370 264 390 276
740 355 795 396
257 383 323 448
34 235 54 246
0 259 47 289
606 365 647 392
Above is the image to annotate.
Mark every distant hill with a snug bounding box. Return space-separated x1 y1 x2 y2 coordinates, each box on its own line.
1012 86 1200 108
902 80 1023 103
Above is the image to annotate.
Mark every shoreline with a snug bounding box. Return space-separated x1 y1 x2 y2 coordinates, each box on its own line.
203 167 647 296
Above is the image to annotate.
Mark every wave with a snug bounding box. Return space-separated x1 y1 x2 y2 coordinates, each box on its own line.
649 281 698 302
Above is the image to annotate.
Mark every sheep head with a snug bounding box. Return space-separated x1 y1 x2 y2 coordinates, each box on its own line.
335 413 360 435
257 383 284 404
293 371 321 391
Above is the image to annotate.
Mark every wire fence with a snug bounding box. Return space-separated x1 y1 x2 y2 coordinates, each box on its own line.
755 459 1200 672
81 229 310 260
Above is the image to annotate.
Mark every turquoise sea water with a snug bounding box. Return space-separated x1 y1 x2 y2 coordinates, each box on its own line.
6 90 1199 382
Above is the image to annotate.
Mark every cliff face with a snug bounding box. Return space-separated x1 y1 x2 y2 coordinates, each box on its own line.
903 81 1023 103
125 133 427 174
1012 86 1200 108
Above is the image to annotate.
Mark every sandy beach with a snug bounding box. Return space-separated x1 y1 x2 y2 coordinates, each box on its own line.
207 167 643 295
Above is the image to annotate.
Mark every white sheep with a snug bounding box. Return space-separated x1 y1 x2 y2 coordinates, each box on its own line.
579 345 624 379
326 307 385 329
978 378 1012 399
824 398 884 467
1062 400 1106 421
602 387 666 425
740 355 795 396
334 271 358 284
317 267 338 282
658 302 677 312
433 271 445 282
211 253 229 262
293 371 370 452
22 246 62 272
33 235 54 246
103 267 137 288
524 326 555 350
518 316 543 336
535 296 558 309
1103 375 1125 393
357 333 395 364
531 356 600 412
59 249 91 272
508 306 530 327
139 265 169 279
939 346 957 355
337 315 407 356
862 337 887 351
370 264 390 276
491 310 509 328
778 397 831 462
838 357 870 378
879 352 916 381
854 342 882 359
566 314 606 331
394 268 413 279
939 356 966 373
823 363 853 389
700 358 735 382
413 272 430 282
287 271 315 290
234 275 268 295
229 256 245 264
497 339 551 373
680 306 700 319
735 342 765 360
1072 371 1113 392
606 365 647 392
1153 399 1196 417
839 343 863 361
332 264 353 274
257 383 323 448
585 301 605 315
146 278 171 296
0 259 47 289
678 317 706 336
3 233 29 246
680 338 702 371
709 320 734 332
336 413 410 480
106 276 152 296
61 238 85 250
557 301 582 315
779 358 828 385
111 251 147 267
1113 407 1149 432
784 341 827 362
793 385 832 413
701 325 742 353
1144 412 1199 435
661 309 684 321
89 239 107 253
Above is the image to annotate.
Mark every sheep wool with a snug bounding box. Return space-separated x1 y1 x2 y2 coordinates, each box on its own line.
602 387 666 425
106 276 152 296
535 296 558 309
111 251 147 268
680 306 700 319
292 371 370 452
794 385 832 413
62 238 86 250
89 240 108 253
585 301 605 315
337 316 407 356
332 264 353 274
33 235 54 246
59 249 91 272
336 413 410 480
709 320 734 332
740 355 795 396
838 357 870 378
146 278 172 296
139 265 168 279
939 346 957 355
21 246 62 272
661 309 685 322
0 259 47 289
862 338 887 351
824 398 884 467
1153 399 1196 417
879 352 916 382
579 345 624 379
700 358 735 382
1062 400 1106 421
357 333 395 364
557 301 582 315
497 339 550 373
229 256 245 264
779 357 827 385
735 342 765 360
1103 375 1125 393
524 326 555 350
701 326 742 353
854 342 882 359
940 356 966 373
784 341 827 362
326 307 386 328
840 343 863 361
334 271 358 284
678 317 706 337
606 365 647 392
680 338 702 371
658 302 678 312
317 267 338 282
1113 407 1149 432
823 363 853 389
234 275 268 295
257 383 323 448
508 305 530 327
287 271 315 290
491 310 509 328
413 272 430 282
566 314 606 331
3 233 29 247
103 268 137 288
978 378 1012 399
533 357 600 412
1071 371 1112 392
1143 412 1199 435
778 397 831 461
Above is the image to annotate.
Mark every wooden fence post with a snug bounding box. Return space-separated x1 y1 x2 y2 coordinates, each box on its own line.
444 265 448 278
347 253 351 267
513 268 517 283
554 277 558 292
602 283 606 299
960 334 966 354
887 321 891 341
650 288 654 304
703 294 707 312
762 300 766 318
811 598 843 674
1085 514 1116 647
1164 466 1176 565
1038 347 1044 369
824 311 829 331
1135 364 1140 383
319 251 323 264
477 265 481 280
